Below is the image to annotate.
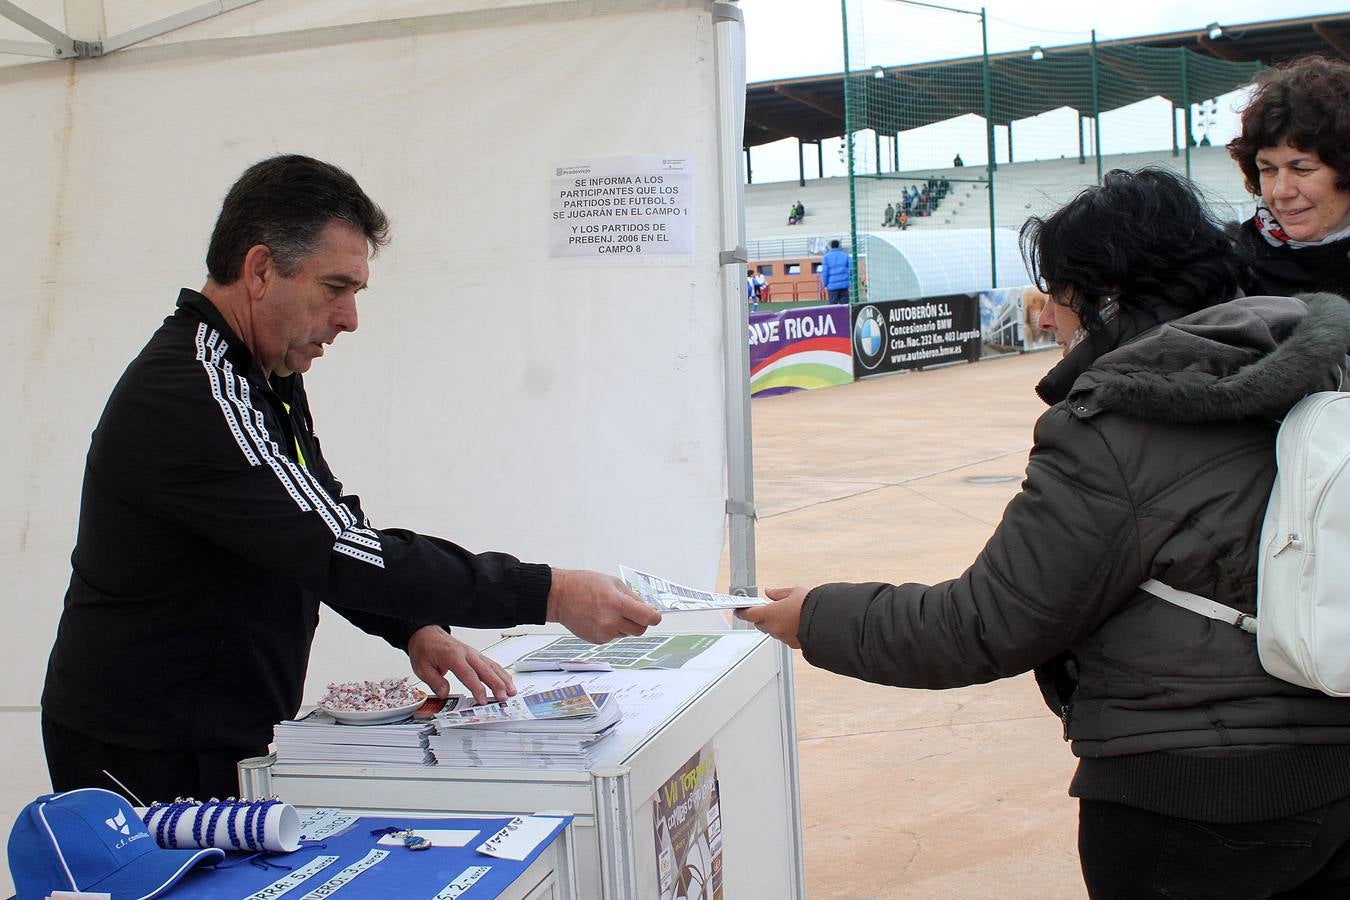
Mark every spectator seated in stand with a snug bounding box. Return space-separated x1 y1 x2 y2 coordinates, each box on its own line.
897 211 910 230
787 200 806 226
883 203 895 227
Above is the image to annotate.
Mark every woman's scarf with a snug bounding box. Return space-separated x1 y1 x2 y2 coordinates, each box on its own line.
1253 200 1350 249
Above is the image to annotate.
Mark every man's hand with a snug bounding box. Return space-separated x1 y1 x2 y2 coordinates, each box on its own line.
407 625 515 705
734 586 808 649
547 569 662 644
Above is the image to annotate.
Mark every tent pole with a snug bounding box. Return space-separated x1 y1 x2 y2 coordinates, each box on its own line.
62 0 105 43
714 6 804 900
0 0 77 55
711 3 755 605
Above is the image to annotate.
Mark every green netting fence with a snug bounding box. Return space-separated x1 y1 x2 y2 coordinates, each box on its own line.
840 0 1262 302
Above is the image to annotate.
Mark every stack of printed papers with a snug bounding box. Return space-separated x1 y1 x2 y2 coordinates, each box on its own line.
428 685 621 769
274 709 439 766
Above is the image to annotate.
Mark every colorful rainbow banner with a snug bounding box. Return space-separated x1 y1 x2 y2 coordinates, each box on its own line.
748 305 854 397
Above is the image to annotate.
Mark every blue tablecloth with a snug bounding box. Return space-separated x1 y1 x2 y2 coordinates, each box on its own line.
169 814 570 898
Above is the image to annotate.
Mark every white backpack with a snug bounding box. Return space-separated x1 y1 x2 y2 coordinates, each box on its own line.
1141 390 1350 697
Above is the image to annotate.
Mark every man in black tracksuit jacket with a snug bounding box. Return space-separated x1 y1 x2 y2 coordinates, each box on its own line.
41 155 660 803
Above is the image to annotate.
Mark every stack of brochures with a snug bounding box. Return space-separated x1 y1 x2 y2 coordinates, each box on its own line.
427 685 621 769
273 709 438 766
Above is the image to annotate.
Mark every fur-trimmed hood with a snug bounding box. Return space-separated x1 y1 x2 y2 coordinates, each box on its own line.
1064 292 1350 423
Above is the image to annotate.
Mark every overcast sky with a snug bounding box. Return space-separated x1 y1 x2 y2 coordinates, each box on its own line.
735 0 1347 182
738 0 1349 82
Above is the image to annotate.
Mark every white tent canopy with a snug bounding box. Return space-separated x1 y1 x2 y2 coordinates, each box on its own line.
2 2 792 894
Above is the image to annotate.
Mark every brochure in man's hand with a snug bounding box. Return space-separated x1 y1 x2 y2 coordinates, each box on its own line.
620 565 769 611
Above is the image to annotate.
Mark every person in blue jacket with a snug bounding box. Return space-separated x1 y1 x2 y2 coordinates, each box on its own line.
820 240 851 304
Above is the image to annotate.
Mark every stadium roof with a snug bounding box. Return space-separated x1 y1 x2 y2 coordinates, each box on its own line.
745 12 1350 149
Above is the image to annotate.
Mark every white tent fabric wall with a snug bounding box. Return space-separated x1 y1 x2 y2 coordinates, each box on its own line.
1 1 743 885
863 227 1033 300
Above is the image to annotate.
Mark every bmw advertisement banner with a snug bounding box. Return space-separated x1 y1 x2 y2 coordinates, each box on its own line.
749 305 853 397
851 294 981 378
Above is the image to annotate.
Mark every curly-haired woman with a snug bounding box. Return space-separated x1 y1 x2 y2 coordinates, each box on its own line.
1229 55 1350 298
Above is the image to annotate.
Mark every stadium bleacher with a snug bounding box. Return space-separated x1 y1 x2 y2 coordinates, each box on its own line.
745 145 1251 244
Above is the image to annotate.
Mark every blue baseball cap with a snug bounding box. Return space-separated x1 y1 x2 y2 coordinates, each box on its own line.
7 788 224 900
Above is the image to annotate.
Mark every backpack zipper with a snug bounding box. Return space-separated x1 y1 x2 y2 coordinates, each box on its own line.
1274 394 1339 556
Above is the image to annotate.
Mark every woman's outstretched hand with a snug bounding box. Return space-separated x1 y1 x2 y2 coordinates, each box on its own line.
735 585 809 649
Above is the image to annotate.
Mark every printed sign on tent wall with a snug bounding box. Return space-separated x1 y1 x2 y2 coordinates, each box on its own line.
653 743 723 900
550 155 693 262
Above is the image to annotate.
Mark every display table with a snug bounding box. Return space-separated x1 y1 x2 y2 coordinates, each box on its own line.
168 811 575 899
240 630 805 899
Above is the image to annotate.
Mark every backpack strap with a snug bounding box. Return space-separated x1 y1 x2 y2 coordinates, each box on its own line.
1140 579 1258 635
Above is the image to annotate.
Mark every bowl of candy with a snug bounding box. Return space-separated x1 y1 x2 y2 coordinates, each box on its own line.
319 677 429 725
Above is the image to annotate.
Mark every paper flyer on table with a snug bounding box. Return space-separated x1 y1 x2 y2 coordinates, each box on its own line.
435 683 598 728
513 634 724 671
620 566 768 611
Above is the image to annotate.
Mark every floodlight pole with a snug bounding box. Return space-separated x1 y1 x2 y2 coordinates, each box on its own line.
841 0 861 306
981 8 997 288
1090 29 1102 185
879 0 994 286
1180 48 1192 182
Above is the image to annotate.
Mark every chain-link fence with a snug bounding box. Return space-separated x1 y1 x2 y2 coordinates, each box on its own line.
840 0 1262 303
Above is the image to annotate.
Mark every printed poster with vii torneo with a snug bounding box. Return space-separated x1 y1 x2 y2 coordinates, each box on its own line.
550 155 693 261
654 744 723 900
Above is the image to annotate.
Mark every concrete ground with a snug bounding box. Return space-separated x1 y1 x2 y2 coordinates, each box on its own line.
734 350 1088 899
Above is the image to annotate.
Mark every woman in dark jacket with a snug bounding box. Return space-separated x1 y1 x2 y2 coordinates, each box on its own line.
740 168 1350 898
1228 55 1350 298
